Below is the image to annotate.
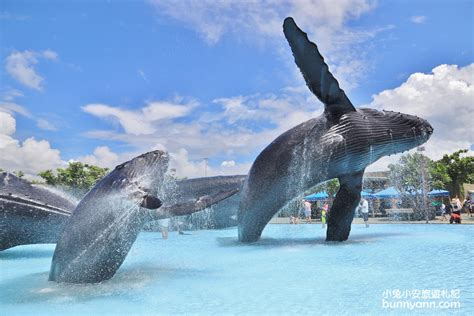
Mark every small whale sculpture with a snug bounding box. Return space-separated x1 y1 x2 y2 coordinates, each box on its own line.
0 172 76 250
49 151 241 283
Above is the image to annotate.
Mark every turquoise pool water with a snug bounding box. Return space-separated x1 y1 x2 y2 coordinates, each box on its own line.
1 224 473 315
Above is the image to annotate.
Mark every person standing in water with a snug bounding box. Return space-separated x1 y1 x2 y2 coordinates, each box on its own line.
303 200 312 224
157 218 170 239
321 202 329 229
440 202 447 221
357 198 370 228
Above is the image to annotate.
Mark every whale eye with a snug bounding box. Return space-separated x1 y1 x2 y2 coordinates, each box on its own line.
386 129 392 135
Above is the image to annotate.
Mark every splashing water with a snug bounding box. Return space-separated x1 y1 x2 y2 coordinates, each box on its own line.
34 185 80 206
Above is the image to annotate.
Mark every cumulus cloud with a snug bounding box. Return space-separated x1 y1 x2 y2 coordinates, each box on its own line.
76 146 121 168
5 50 58 90
366 63 473 170
0 111 63 176
0 111 16 135
82 99 195 135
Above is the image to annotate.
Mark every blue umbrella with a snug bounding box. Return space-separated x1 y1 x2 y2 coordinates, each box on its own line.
428 189 450 197
361 190 376 199
304 191 328 201
373 187 399 198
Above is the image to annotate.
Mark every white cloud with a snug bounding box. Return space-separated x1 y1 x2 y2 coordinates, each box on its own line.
149 0 375 45
221 160 236 167
170 148 250 178
76 146 121 168
1 93 59 132
367 63 474 169
82 99 195 135
83 90 321 167
410 15 427 24
0 101 31 117
149 0 386 90
1 88 24 101
0 111 64 176
0 111 16 135
36 118 58 131
42 49 58 60
5 50 58 90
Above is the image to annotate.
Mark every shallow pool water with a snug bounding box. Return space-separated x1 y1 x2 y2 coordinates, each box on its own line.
1 224 473 315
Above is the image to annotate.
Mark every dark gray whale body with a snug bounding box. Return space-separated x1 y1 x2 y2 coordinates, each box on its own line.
49 151 242 283
238 18 433 243
174 175 246 229
50 151 169 283
0 172 76 250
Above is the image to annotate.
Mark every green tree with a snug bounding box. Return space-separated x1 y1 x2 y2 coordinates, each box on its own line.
13 170 25 178
38 169 57 185
388 152 433 221
429 162 451 190
308 178 340 205
38 162 109 196
431 149 474 198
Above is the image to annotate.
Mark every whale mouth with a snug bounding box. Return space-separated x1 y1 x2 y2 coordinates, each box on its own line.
407 119 433 141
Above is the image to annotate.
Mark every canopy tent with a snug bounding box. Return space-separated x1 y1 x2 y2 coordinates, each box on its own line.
428 189 450 197
373 187 450 199
304 192 328 201
373 187 399 198
361 190 376 199
305 190 375 201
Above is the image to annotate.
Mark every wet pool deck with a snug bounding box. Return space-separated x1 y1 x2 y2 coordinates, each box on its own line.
270 214 474 225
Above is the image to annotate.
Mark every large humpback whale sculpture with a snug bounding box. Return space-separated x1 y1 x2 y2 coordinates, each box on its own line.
0 172 76 250
238 17 433 243
49 151 240 283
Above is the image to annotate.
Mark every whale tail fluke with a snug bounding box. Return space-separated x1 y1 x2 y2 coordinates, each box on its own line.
283 17 355 122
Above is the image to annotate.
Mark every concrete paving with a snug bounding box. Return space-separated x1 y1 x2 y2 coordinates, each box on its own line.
270 214 474 225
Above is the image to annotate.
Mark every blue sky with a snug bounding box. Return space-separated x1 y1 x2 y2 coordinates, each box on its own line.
1 0 473 178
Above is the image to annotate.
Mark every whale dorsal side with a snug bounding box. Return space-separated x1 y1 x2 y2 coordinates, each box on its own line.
283 17 355 122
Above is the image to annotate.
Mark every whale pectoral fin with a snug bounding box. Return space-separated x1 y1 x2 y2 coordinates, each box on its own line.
283 17 355 122
148 188 240 220
326 170 364 242
140 195 163 209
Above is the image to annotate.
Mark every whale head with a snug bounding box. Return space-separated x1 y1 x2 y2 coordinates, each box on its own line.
361 108 432 153
103 150 169 202
333 108 433 170
114 150 168 181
